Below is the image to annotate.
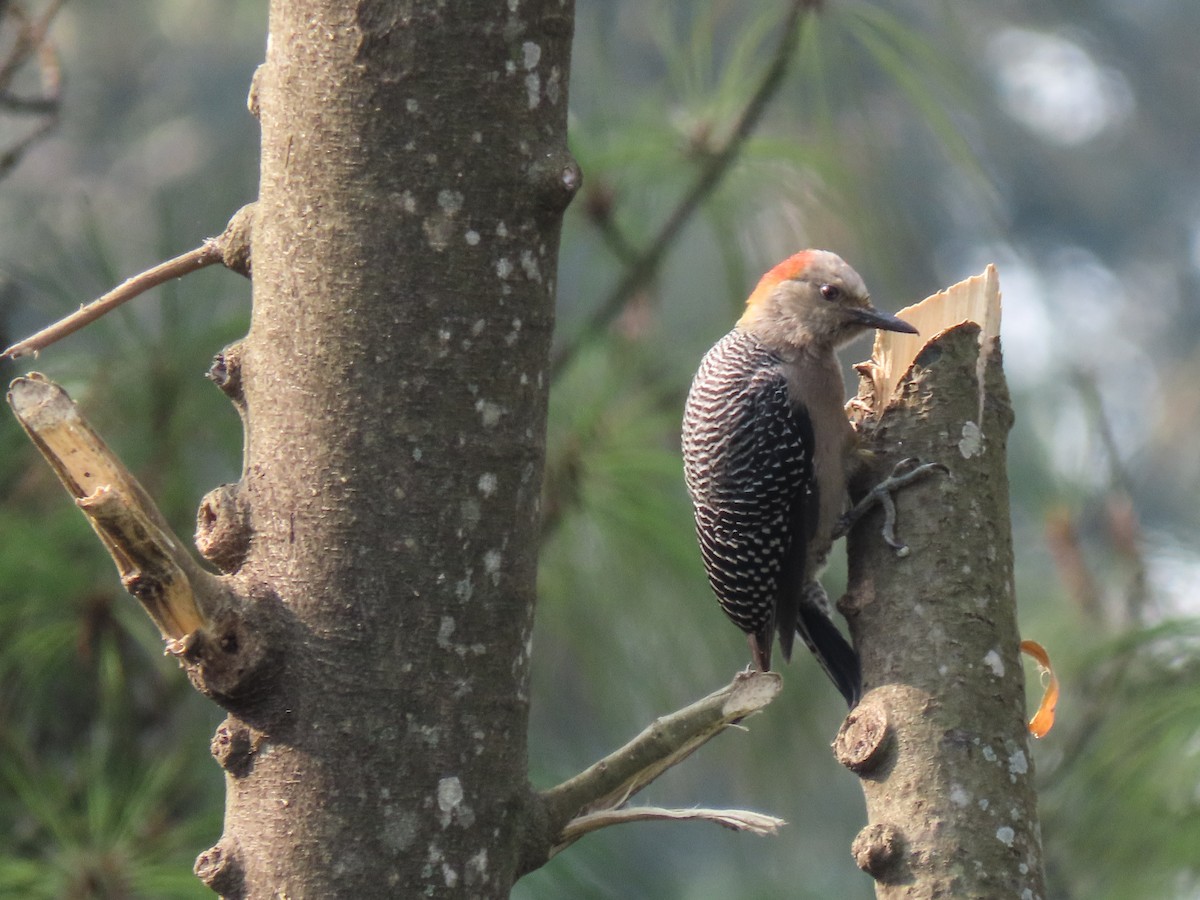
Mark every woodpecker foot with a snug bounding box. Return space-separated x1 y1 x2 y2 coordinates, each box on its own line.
747 633 771 673
834 458 948 555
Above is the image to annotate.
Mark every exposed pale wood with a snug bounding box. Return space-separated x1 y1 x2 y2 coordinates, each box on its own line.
555 805 784 851
7 374 207 637
862 264 1001 407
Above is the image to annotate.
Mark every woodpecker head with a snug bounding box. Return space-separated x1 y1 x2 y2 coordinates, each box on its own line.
737 249 917 351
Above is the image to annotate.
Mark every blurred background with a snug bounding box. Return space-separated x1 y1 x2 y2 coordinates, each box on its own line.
1 1 1198 897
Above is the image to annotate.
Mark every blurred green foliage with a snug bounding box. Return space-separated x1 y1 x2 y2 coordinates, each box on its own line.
2 1 1199 898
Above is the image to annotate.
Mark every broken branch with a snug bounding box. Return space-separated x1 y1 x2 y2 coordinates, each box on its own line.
522 670 782 872
6 373 223 640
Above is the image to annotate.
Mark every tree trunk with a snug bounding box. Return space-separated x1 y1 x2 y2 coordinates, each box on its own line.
836 272 1048 897
196 2 577 896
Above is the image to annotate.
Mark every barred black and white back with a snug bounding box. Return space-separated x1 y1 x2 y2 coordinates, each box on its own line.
682 327 861 704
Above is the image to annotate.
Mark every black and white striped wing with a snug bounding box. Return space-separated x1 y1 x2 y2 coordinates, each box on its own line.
682 330 816 665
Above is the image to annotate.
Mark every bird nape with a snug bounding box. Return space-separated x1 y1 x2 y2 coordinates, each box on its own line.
681 249 917 708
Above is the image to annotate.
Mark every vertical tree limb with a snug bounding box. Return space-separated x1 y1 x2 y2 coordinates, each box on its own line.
838 270 1047 897
200 2 579 897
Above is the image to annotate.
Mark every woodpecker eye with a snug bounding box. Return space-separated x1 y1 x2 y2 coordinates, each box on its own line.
820 284 841 302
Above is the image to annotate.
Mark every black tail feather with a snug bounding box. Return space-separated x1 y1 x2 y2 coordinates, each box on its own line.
796 608 862 707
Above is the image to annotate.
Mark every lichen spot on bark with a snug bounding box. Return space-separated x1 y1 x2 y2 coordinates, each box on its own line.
476 401 504 427
959 420 984 457
520 250 541 281
522 41 541 69
467 849 489 883
484 550 502 583
950 784 971 807
983 649 1005 677
1008 749 1029 779
436 776 475 829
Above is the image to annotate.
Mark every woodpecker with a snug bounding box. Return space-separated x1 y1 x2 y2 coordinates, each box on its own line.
682 249 918 707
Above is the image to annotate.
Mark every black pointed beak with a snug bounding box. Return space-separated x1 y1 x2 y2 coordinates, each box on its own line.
851 305 918 335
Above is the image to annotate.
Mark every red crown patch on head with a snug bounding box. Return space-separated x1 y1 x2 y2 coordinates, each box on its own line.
745 250 815 309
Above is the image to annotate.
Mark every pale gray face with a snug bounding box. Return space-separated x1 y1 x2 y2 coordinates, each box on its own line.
767 251 915 349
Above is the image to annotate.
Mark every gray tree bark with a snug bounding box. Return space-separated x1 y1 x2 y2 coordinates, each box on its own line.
195 2 578 896
837 302 1048 897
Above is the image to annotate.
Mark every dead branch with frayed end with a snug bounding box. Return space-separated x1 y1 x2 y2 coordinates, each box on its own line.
78 484 205 637
518 671 783 875
6 373 272 702
6 373 222 638
2 203 254 360
556 805 785 850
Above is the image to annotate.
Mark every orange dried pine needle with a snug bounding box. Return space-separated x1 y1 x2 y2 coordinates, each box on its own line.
1020 640 1059 738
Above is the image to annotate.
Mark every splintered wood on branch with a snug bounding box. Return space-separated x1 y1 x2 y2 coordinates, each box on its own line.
6 373 217 640
858 264 1001 407
838 266 1047 897
520 671 784 874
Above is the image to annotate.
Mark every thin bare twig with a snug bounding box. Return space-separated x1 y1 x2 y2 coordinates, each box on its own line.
1044 507 1102 620
0 90 55 112
3 203 254 359
2 244 221 359
581 183 640 266
519 671 782 874
0 110 54 175
1069 368 1150 624
0 0 66 88
550 0 815 379
0 0 66 176
0 9 62 114
554 805 784 853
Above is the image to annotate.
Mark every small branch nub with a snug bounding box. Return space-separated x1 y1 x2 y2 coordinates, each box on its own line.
833 701 891 774
852 822 906 880
196 483 251 573
194 839 244 895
